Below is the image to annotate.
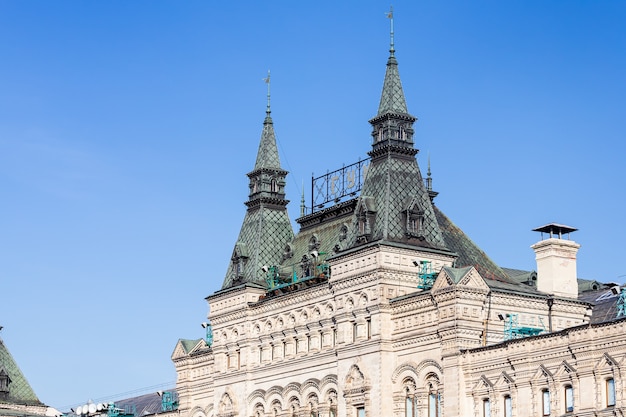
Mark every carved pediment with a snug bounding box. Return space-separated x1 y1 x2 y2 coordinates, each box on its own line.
172 340 190 360
471 375 494 394
595 352 621 371
555 360 577 376
432 266 489 291
531 365 553 382
345 364 367 389
495 371 515 388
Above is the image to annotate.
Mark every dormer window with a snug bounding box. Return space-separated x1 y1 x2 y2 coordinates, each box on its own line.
301 255 312 278
308 235 320 251
403 200 424 239
231 243 248 282
283 243 293 261
0 368 11 394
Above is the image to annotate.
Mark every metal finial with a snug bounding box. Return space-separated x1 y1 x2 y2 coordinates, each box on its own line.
386 6 395 56
427 153 433 192
263 70 271 115
300 181 305 217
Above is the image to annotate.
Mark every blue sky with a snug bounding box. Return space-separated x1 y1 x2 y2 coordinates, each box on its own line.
1 0 625 410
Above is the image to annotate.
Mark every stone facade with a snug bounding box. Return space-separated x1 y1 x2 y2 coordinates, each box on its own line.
172 16 626 417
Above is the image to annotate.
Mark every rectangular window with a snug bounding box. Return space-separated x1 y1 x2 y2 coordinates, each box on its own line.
357 406 365 417
405 397 413 417
565 385 573 413
482 399 490 417
542 389 550 416
607 378 616 407
352 322 357 342
367 319 371 339
504 395 512 417
429 393 439 417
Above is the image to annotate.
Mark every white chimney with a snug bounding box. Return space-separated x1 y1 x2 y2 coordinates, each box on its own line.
531 223 580 299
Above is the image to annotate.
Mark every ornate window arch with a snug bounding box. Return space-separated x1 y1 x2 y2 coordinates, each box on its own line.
402 377 417 417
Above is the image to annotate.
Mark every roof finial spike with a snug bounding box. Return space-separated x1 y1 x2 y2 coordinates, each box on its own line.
263 70 271 116
300 181 305 217
386 5 395 57
427 152 433 192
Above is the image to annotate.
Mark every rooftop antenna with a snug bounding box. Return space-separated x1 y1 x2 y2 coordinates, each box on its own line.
386 5 395 57
263 70 271 117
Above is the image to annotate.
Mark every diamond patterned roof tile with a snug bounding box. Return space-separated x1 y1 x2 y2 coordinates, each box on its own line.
377 55 408 116
0 339 42 406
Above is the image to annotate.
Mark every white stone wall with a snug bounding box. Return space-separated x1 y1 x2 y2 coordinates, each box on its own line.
173 244 620 417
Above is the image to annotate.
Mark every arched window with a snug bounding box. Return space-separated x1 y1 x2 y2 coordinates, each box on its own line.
327 390 337 417
402 378 417 417
424 374 441 417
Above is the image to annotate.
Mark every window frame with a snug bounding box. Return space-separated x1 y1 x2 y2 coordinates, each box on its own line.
482 398 490 417
607 378 616 407
503 395 512 417
541 389 550 416
564 385 573 413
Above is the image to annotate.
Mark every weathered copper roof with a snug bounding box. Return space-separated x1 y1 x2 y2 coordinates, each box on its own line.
0 338 42 406
376 53 408 117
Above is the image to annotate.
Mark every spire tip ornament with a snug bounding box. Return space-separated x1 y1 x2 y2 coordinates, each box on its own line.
386 5 395 57
263 70 271 116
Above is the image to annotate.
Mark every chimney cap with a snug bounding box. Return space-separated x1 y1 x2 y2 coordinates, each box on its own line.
533 223 577 238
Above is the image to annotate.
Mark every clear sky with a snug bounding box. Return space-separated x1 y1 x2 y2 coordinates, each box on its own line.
1 0 625 411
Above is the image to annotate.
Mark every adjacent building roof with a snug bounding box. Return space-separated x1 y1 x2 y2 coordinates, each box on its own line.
0 338 42 406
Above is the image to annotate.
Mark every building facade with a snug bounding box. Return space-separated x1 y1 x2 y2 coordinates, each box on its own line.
172 18 626 417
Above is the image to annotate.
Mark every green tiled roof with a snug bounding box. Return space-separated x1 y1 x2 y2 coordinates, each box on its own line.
434 206 543 295
179 339 202 354
377 54 408 116
222 111 294 289
442 266 474 284
0 339 42 406
254 115 281 171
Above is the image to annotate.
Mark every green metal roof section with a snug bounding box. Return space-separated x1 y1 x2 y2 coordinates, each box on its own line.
0 338 42 406
179 339 202 354
442 266 474 284
377 52 408 116
221 97 294 289
377 7 408 117
253 116 282 171
433 206 537 294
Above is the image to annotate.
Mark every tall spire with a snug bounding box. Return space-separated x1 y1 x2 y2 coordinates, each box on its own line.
221 73 294 289
254 70 281 171
377 6 408 116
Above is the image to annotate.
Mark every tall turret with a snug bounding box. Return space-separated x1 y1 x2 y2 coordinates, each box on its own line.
348 9 447 250
221 73 295 289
